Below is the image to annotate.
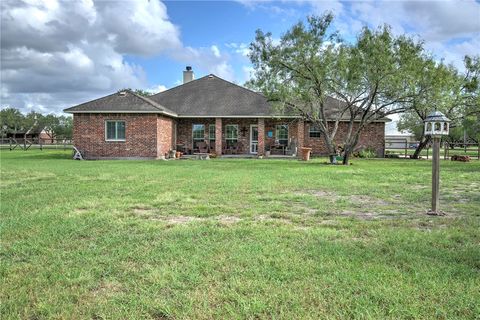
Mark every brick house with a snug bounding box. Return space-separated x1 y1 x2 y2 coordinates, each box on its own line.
64 67 389 159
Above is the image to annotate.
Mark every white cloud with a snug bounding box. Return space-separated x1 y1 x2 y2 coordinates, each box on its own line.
174 46 235 81
0 0 234 113
211 45 221 58
238 0 480 70
226 42 251 57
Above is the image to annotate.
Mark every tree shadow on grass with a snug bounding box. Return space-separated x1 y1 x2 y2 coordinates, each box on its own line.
0 150 72 160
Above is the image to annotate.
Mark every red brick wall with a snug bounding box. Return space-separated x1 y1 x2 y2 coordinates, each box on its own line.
73 114 384 158
73 113 165 159
264 119 301 149
176 118 215 152
304 121 385 156
157 116 175 158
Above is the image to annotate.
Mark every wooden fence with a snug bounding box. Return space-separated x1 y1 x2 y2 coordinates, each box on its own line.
0 137 73 150
385 138 479 160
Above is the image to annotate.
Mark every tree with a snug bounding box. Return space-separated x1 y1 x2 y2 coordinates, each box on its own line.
42 114 60 142
118 88 153 97
23 111 45 135
397 56 480 158
248 14 424 164
0 107 24 137
52 116 73 139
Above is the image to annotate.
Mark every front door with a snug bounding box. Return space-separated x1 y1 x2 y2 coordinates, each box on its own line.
250 125 258 154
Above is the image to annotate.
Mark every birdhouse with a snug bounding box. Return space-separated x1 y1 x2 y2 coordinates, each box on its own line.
424 110 450 137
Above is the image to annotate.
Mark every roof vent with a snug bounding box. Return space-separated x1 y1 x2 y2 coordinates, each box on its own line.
118 91 127 96
208 74 214 78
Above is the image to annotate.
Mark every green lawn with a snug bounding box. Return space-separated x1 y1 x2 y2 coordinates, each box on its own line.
1 150 479 319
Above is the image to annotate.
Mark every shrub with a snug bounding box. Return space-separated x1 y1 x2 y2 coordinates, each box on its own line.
354 148 377 158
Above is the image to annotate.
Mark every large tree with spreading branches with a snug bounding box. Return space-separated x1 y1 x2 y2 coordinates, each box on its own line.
248 13 429 164
397 55 480 157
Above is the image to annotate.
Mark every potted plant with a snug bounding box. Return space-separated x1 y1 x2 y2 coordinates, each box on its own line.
300 147 312 161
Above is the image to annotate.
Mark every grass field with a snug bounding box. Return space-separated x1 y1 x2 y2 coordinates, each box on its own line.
1 150 479 319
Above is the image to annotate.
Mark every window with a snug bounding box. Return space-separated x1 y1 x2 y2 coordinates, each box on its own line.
192 124 205 149
226 124 238 148
309 124 321 138
208 124 216 149
276 124 288 146
105 120 125 141
209 124 216 141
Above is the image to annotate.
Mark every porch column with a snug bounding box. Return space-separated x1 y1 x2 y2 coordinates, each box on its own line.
215 118 222 156
258 118 265 156
297 119 305 158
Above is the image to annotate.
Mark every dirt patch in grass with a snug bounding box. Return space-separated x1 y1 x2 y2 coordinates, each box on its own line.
91 280 123 298
217 215 242 225
73 207 89 215
132 206 157 215
338 210 403 220
348 194 389 206
154 215 203 224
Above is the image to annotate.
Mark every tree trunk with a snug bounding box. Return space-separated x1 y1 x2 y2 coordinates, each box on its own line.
412 134 431 159
342 151 351 165
322 134 336 164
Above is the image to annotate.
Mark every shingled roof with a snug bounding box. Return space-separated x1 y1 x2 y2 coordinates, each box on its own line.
64 89 177 116
149 75 280 117
64 75 389 122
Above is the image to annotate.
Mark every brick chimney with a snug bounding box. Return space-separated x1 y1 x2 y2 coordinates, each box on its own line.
183 66 194 84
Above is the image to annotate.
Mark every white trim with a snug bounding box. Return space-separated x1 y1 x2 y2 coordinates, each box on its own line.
105 120 126 142
66 110 178 117
249 124 258 154
177 115 300 119
66 111 391 123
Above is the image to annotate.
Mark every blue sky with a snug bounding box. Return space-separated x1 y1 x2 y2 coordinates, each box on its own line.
1 0 479 120
125 1 315 88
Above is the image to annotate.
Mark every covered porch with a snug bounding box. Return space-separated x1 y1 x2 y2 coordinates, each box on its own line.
174 117 305 157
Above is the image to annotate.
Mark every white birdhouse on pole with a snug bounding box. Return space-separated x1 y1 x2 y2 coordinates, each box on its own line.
424 110 451 215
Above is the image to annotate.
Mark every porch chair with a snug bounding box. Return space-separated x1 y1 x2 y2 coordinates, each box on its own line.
285 138 298 156
231 142 243 155
196 141 209 153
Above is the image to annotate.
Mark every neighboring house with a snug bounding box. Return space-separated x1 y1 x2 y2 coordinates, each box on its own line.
7 127 50 142
64 67 389 159
385 134 417 149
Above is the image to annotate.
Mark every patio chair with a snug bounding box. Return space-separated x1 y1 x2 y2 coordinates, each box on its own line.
286 138 297 156
197 141 209 153
231 142 243 154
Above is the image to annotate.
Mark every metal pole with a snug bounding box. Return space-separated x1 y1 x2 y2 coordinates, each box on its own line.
431 137 440 214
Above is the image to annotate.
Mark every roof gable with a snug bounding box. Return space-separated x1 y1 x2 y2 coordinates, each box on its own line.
149 75 277 117
64 90 176 116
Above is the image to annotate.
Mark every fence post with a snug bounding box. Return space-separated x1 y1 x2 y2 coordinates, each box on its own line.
405 139 408 158
426 147 429 159
444 141 447 160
